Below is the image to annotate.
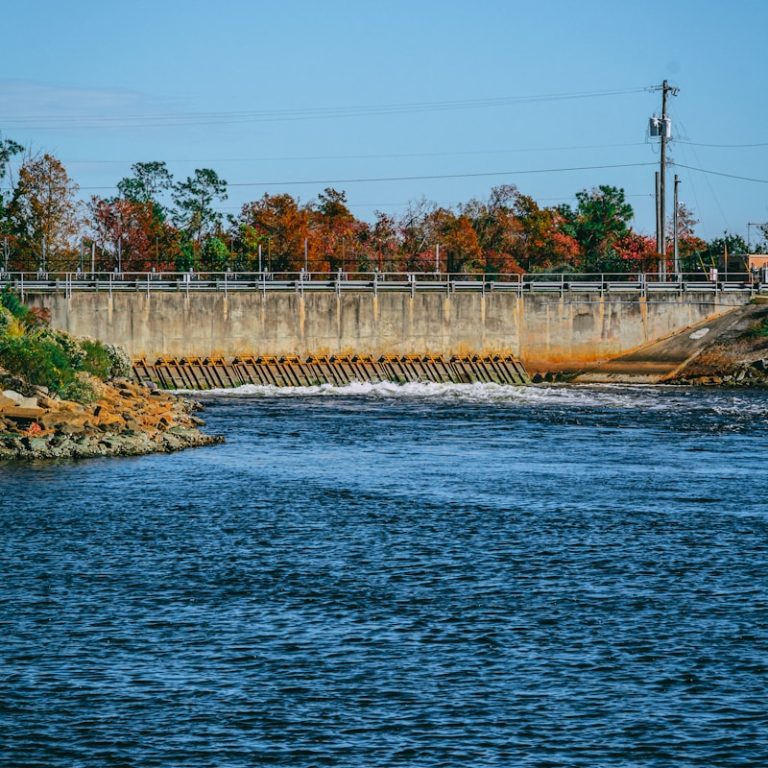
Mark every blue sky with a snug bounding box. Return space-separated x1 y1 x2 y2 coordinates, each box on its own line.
1 0 766 241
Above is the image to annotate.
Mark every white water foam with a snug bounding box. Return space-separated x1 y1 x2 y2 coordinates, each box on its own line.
172 380 697 410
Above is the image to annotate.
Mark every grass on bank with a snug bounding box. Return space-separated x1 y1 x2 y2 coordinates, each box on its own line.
0 288 131 402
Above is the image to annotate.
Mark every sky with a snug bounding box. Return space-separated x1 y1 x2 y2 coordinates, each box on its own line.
1 0 767 242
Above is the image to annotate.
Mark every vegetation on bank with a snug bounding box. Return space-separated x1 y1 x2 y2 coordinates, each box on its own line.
1 137 765 278
0 288 131 402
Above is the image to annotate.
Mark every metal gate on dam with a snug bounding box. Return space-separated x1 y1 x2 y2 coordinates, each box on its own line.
16 271 756 388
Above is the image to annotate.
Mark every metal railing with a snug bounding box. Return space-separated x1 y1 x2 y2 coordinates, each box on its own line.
2 269 766 299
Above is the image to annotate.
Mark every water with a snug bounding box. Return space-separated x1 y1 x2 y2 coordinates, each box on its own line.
2 383 767 767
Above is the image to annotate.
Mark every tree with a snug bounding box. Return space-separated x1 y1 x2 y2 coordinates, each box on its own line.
232 193 312 272
312 188 357 271
172 168 227 249
512 194 580 272
117 161 173 209
613 232 658 271
369 211 400 271
703 233 749 271
668 203 707 271
399 198 439 271
200 236 231 271
460 186 523 273
88 197 159 272
567 185 634 272
9 154 80 271
0 138 24 268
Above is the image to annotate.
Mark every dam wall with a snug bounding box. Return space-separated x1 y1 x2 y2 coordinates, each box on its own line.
27 288 749 372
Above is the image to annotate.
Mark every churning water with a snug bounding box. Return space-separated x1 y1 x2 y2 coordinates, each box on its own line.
2 384 767 766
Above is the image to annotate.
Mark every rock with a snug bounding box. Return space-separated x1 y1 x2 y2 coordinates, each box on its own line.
2 390 39 409
21 436 49 452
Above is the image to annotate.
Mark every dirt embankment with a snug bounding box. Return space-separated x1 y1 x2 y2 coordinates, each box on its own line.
0 376 223 461
670 304 768 387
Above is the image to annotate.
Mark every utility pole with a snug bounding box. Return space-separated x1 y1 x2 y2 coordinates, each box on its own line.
747 222 768 251
258 243 263 274
655 171 661 258
651 80 679 276
673 175 680 277
435 243 440 273
304 237 308 273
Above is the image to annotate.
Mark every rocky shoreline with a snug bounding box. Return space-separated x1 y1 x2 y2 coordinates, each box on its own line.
667 304 768 387
0 375 223 461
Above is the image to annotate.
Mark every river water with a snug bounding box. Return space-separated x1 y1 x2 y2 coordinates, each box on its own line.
2 383 767 767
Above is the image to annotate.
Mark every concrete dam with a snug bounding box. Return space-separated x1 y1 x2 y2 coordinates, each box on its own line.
23 277 752 388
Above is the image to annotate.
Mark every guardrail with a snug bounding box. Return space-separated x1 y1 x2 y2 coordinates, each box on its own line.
3 270 766 298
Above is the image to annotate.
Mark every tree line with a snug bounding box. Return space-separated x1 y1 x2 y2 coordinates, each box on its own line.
0 137 760 275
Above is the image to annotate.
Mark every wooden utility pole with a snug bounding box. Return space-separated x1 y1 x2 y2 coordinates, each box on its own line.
673 175 680 277
656 80 679 276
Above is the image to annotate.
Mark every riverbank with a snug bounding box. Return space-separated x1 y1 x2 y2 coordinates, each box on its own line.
668 303 768 387
0 373 222 460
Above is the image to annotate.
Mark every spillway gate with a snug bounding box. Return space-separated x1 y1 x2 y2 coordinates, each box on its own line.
133 354 530 390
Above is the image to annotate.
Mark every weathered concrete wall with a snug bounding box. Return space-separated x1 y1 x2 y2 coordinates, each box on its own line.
28 290 749 371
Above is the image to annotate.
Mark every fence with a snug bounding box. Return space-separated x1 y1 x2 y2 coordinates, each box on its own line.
3 269 766 300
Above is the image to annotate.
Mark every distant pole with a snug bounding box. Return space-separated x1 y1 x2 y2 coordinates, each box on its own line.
655 171 661 264
3 237 8 273
435 243 440 273
304 237 308 273
673 175 680 277
258 243 262 274
117 239 122 273
660 80 669 269
91 241 96 274
747 222 768 252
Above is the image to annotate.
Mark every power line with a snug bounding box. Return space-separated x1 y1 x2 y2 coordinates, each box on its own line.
677 140 768 149
0 86 652 128
63 162 656 191
60 142 648 165
673 162 768 184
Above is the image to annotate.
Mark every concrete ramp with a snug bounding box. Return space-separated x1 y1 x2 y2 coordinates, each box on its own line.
574 307 749 384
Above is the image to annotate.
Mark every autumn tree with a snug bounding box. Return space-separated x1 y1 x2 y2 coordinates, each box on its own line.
613 232 658 271
232 193 312 272
399 198 440 271
661 203 706 271
311 188 358 271
9 153 80 271
460 186 523 273
0 138 24 269
369 211 400 271
512 194 580 272
88 197 160 272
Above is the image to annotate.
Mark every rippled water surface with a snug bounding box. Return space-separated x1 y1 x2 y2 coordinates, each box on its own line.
2 383 767 767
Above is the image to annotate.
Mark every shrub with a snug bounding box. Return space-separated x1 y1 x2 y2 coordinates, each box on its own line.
0 335 75 395
1 288 30 322
744 318 768 339
79 339 113 379
105 344 133 379
0 306 12 337
59 373 97 404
